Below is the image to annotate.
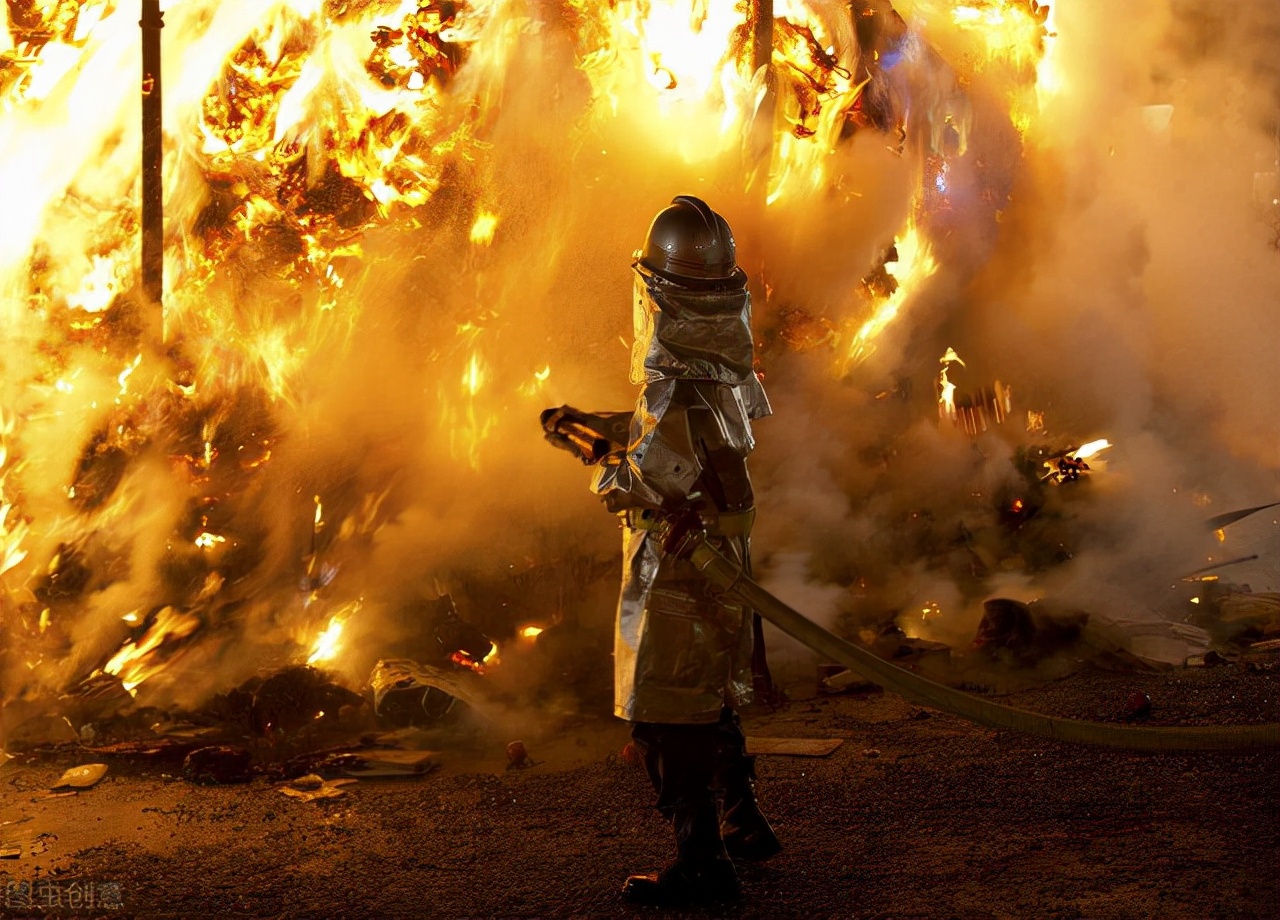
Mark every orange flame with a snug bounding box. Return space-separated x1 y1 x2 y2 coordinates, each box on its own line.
103 606 202 696
846 220 939 367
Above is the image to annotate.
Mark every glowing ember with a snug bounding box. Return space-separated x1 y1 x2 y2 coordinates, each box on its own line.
450 641 499 674
193 531 227 550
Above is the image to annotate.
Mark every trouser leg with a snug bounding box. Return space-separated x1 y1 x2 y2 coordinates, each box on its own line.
713 707 783 861
623 719 739 904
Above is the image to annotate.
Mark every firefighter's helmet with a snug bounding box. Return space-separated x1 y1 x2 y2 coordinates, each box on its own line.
638 195 743 286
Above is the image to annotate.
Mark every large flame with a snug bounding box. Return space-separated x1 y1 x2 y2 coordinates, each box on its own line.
0 1 1059 709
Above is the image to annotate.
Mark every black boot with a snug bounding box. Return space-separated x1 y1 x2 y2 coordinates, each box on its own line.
715 710 782 862
622 798 740 905
721 786 782 862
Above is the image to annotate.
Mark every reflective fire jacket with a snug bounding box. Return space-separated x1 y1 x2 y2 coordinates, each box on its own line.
592 266 770 724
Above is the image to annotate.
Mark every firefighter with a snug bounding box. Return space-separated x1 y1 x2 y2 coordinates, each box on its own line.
588 195 780 904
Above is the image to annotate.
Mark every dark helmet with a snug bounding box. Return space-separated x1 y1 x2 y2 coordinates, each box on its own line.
638 195 743 285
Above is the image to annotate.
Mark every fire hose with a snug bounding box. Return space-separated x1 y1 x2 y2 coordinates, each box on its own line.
673 527 1280 754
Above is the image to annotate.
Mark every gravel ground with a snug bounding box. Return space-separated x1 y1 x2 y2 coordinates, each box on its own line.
2 665 1277 920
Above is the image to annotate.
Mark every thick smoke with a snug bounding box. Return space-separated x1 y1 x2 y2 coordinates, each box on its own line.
750 0 1280 665
2 0 1278 730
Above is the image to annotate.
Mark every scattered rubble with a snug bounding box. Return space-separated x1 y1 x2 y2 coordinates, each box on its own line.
1122 691 1153 721
745 737 845 757
280 774 357 802
817 664 881 696
370 658 496 727
51 763 107 790
506 740 532 769
619 742 643 768
181 745 253 785
306 749 439 779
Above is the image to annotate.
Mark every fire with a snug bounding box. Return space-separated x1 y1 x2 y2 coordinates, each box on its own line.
905 0 1054 138
103 606 202 696
846 219 938 366
450 640 499 674
469 209 500 246
766 0 868 204
0 0 1071 714
0 410 28 578
1043 439 1112 483
570 0 754 162
1070 439 1112 462
948 0 1049 71
937 346 964 420
306 613 345 666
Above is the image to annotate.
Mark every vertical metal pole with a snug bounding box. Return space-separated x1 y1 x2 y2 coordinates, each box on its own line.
749 0 776 203
140 0 164 307
751 0 774 75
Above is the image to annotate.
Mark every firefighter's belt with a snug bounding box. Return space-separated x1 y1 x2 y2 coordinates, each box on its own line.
625 508 755 537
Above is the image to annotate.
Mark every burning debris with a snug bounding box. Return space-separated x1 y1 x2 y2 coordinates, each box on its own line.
0 0 1272 800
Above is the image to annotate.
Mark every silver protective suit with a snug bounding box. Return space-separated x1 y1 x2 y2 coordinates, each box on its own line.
592 266 771 724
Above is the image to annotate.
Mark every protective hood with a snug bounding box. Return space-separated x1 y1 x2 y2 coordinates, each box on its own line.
629 265 771 420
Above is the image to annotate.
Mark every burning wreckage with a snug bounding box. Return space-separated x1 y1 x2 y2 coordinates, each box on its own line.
0 0 1278 873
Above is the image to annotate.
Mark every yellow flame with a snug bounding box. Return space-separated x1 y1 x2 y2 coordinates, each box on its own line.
66 254 125 313
104 607 202 695
572 0 754 163
1071 439 1112 461
767 1 867 204
194 531 227 550
462 351 486 397
949 1 1048 71
519 625 544 639
937 347 965 419
117 354 143 396
306 614 345 666
518 364 552 397
846 220 938 366
469 210 499 246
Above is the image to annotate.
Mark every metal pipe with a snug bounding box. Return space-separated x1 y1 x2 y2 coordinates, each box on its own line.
140 0 164 307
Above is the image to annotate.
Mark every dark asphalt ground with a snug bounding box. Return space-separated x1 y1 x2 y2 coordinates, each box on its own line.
2 666 1277 920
